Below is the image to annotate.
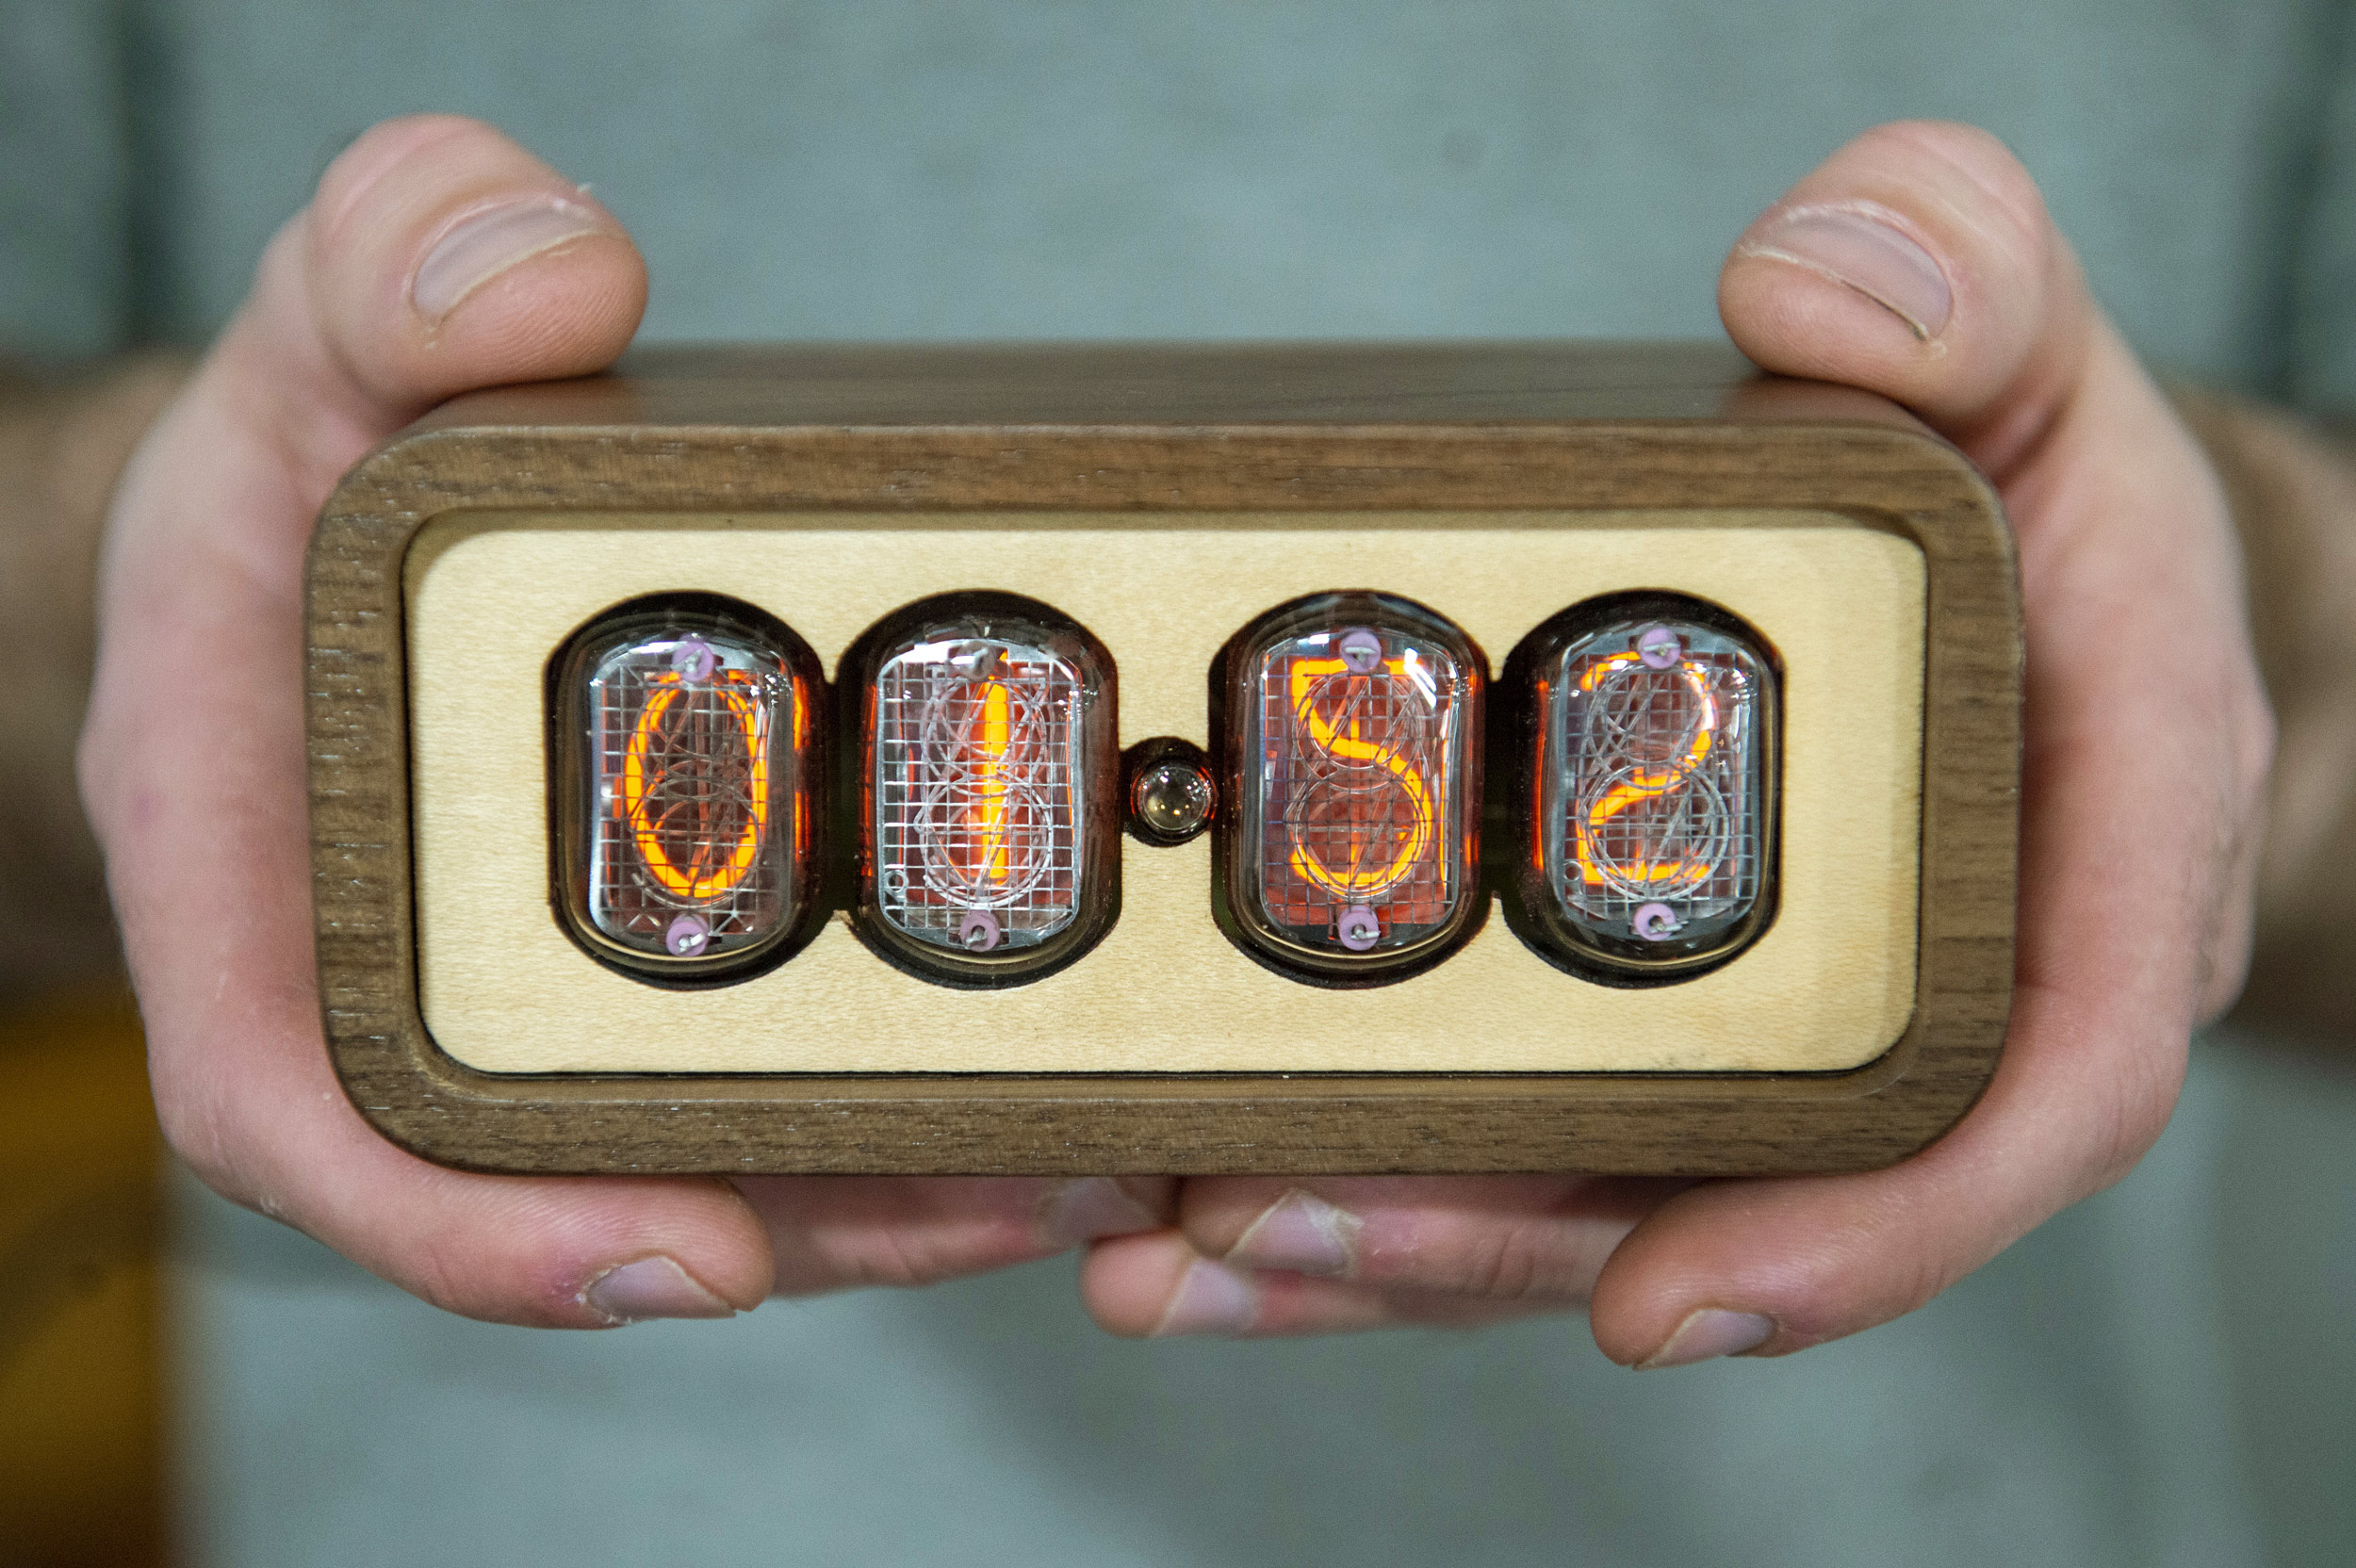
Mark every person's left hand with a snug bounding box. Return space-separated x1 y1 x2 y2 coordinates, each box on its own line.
1079 121 2273 1365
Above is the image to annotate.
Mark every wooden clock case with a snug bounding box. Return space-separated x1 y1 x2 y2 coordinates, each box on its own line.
305 342 2021 1177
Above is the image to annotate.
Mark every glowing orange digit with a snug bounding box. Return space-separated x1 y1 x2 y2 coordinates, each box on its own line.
1283 657 1438 899
1570 653 1718 890
972 679 1011 884
618 671 770 901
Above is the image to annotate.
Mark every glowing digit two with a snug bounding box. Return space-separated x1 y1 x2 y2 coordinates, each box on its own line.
1570 653 1719 890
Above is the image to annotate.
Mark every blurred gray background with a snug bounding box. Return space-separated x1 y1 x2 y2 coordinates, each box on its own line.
13 0 2356 402
5 0 2354 1562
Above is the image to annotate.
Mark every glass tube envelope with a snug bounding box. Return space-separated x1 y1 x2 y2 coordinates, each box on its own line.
1508 594 1779 982
1219 594 1483 982
850 596 1119 986
551 596 825 982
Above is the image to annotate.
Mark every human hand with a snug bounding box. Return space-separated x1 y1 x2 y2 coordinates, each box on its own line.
1081 122 2273 1364
78 116 1170 1326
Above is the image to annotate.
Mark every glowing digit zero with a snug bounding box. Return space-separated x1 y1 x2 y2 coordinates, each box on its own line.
553 600 824 980
619 673 772 901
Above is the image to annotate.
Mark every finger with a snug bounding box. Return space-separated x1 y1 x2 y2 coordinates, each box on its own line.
1080 1178 1662 1335
742 1177 1175 1296
1718 118 2086 472
204 113 646 524
1080 1230 1551 1338
1078 1176 1669 1332
80 117 754 1328
1569 121 2271 1367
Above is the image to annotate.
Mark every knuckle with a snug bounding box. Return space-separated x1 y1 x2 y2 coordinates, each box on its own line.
307 115 533 265
400 1239 477 1317
1893 1249 1964 1322
1448 1218 1595 1302
313 114 485 211
151 1071 248 1204
1864 120 2056 260
2087 1037 2187 1193
794 1220 984 1295
1878 119 2039 200
1878 118 2021 170
846 1225 933 1289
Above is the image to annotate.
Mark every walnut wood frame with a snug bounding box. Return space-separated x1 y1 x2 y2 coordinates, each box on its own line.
307 343 2021 1176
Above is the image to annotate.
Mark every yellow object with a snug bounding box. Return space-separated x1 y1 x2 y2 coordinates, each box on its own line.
975 679 1012 884
1282 656 1439 899
1570 654 1721 890
618 671 770 902
0 993 165 1567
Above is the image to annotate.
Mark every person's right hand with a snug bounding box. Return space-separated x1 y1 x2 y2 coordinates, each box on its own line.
79 116 1170 1326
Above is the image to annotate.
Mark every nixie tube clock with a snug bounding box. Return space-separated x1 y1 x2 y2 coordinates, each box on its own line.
310 343 2021 1177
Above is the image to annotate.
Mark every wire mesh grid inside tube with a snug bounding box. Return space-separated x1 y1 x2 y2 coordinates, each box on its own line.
1505 592 1779 985
550 595 826 984
847 594 1118 987
1216 593 1484 985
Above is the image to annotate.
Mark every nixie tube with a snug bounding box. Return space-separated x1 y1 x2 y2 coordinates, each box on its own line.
847 595 1119 987
1216 594 1483 984
1504 593 1778 983
551 595 827 983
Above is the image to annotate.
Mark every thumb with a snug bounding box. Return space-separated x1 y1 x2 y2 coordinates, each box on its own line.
85 118 765 1328
1717 119 2095 480
1581 122 2267 1369
213 112 646 508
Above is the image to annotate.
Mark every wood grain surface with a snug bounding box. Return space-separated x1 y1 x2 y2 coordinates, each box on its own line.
306 342 2021 1175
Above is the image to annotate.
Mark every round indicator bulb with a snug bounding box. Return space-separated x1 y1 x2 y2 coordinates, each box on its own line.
1132 757 1216 841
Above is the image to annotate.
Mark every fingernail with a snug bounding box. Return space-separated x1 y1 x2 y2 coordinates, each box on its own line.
1637 1307 1776 1368
1151 1258 1260 1336
1224 1187 1360 1277
413 194 614 321
581 1255 737 1325
1736 203 1952 339
1038 1177 1163 1247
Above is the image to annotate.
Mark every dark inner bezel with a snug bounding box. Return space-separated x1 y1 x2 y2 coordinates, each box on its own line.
837 591 1122 990
544 591 833 989
1493 588 1785 988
